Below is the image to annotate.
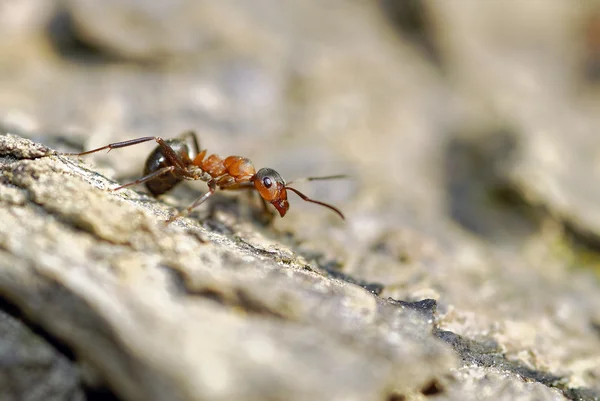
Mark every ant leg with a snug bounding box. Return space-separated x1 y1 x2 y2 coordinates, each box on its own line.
63 136 189 171
110 166 176 191
220 182 275 223
177 130 201 155
62 137 158 156
257 194 275 223
166 180 217 223
154 137 188 170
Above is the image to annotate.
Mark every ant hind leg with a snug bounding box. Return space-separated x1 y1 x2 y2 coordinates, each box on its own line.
63 136 190 171
62 136 158 156
177 130 201 155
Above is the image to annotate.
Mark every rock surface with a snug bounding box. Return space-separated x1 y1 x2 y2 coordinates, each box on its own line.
0 306 84 401
1 1 600 400
0 134 456 400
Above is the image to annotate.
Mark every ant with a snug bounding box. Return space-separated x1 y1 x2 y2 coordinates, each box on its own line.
62 131 345 223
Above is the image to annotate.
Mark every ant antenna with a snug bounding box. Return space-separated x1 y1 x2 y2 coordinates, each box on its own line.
286 174 348 186
285 186 345 220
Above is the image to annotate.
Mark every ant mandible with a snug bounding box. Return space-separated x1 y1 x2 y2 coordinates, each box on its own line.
63 131 345 223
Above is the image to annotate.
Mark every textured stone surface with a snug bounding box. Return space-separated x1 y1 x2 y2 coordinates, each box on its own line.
0 134 456 401
0 307 85 401
2 1 600 400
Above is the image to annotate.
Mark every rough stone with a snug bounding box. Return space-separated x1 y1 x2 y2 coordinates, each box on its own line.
0 306 85 401
2 1 600 400
0 133 456 401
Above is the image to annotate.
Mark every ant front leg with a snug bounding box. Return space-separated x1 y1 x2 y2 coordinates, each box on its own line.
166 179 217 224
257 194 276 224
237 183 275 223
221 182 275 224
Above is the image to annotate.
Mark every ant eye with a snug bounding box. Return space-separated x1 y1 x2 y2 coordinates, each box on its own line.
262 177 272 188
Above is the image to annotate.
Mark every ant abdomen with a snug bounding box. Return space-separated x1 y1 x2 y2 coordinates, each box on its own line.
144 138 193 196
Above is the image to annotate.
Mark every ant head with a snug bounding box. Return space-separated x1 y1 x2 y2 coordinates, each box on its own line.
252 168 289 217
252 168 346 220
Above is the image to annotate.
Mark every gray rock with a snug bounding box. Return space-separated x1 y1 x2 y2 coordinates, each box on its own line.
430 1 600 245
0 307 85 401
2 1 600 400
0 133 456 401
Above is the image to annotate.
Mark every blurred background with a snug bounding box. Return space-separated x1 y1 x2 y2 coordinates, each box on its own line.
2 0 600 389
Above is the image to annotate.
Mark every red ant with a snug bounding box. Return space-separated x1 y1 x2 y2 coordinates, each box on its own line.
63 131 345 223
